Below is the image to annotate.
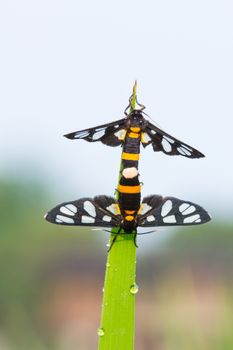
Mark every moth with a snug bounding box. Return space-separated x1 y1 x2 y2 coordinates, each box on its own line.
45 194 211 247
64 105 204 159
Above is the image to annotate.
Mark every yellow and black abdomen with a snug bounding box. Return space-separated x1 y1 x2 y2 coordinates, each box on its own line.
121 127 141 169
118 176 141 212
117 127 141 232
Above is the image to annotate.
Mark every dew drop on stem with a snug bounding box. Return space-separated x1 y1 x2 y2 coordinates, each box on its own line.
130 283 139 295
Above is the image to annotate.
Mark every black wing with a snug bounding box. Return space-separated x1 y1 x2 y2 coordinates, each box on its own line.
141 121 204 158
45 195 122 228
137 195 211 228
64 118 127 147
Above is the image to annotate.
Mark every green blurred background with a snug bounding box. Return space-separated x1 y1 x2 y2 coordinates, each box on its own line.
0 177 232 350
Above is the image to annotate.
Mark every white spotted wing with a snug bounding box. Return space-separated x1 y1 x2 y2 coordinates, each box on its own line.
45 195 121 228
142 121 205 158
137 195 211 228
64 118 127 147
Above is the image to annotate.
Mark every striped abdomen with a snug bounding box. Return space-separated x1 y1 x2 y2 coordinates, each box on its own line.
118 127 141 232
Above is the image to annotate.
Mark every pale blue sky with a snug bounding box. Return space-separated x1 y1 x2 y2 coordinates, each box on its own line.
1 0 233 219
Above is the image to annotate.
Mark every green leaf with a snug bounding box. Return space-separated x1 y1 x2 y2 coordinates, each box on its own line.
98 82 138 350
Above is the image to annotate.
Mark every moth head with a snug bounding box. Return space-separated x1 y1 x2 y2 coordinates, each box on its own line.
129 110 144 126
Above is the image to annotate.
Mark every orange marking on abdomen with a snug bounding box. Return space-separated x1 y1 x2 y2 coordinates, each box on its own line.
125 210 135 214
125 215 134 221
118 185 141 194
128 132 140 138
130 127 141 133
122 152 140 161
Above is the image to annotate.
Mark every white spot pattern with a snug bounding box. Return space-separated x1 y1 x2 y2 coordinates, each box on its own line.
103 215 112 222
141 132 151 143
178 147 191 156
55 218 62 223
106 204 120 215
92 129 105 140
178 147 187 155
75 131 89 138
183 205 196 215
161 200 172 217
114 129 126 140
179 203 196 215
66 204 77 213
179 203 190 212
122 167 138 179
60 205 77 216
140 203 152 215
56 215 74 224
146 215 155 222
162 138 172 152
84 201 96 217
163 215 176 223
81 215 95 224
183 214 200 223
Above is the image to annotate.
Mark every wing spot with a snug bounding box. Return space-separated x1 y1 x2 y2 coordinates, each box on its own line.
75 131 89 138
183 214 200 223
162 138 172 152
55 218 62 223
141 132 151 143
81 215 95 224
114 129 126 140
84 201 96 217
181 205 196 215
163 215 176 223
66 204 77 213
92 129 105 140
103 215 112 222
139 203 152 215
161 200 172 217
178 147 191 156
146 215 155 222
179 203 190 212
60 205 77 216
56 215 74 224
106 204 120 215
178 147 187 155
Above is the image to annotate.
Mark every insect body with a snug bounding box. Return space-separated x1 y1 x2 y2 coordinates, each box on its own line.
46 122 211 235
64 109 204 159
46 101 211 245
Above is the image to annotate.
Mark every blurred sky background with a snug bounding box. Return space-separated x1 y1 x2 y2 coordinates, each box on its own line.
1 0 233 218
0 1 233 349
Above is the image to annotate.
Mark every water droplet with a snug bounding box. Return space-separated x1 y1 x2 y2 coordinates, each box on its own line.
97 327 105 337
130 283 139 295
106 262 111 267
106 243 110 248
102 287 104 292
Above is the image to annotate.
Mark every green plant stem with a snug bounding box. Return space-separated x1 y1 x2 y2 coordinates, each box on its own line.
98 82 138 350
